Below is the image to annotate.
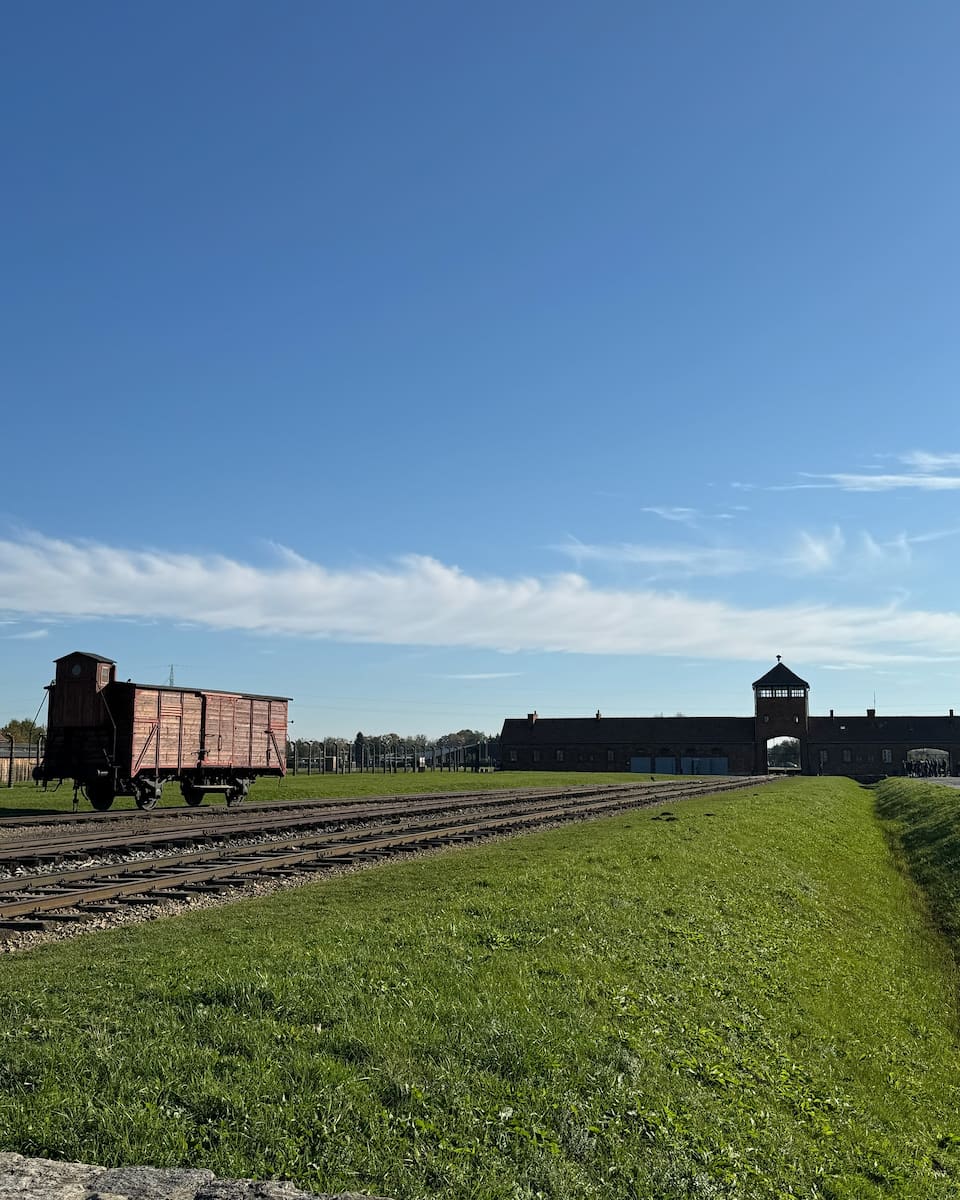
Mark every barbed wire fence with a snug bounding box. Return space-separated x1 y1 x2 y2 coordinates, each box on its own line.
2 737 45 787
286 736 496 775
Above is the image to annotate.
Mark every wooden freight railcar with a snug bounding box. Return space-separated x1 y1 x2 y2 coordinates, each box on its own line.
35 651 289 810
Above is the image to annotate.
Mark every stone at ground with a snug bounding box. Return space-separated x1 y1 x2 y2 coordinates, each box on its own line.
0 1153 394 1200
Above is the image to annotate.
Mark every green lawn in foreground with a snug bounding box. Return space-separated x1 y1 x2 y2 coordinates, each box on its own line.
0 777 958 1199
0 770 677 817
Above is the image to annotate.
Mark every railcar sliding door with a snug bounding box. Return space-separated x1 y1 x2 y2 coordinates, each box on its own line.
203 693 239 768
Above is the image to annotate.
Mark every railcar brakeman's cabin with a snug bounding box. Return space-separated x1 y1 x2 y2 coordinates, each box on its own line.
35 651 289 810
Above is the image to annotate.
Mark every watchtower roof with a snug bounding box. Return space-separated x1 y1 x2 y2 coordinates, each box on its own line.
752 661 809 690
54 651 117 665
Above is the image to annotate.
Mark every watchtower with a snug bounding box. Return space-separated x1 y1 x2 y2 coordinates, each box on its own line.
753 658 810 772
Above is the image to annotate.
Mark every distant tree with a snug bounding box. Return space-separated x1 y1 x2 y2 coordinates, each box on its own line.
1 718 45 743
438 729 492 746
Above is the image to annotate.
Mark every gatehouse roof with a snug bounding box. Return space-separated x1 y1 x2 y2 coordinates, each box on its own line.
752 661 809 690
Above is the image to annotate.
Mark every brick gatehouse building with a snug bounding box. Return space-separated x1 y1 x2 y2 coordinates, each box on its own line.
499 660 960 777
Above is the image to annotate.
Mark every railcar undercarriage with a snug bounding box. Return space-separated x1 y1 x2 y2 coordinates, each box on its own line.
69 771 255 811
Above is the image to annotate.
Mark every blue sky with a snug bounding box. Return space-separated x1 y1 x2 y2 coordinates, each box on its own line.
3 1 960 736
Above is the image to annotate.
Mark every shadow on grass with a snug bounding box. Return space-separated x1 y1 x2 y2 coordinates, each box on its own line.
0 804 73 818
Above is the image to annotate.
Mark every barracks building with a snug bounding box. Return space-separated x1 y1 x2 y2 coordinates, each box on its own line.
499 660 960 778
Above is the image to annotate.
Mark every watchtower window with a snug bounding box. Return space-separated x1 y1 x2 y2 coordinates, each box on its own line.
790 688 806 698
757 688 773 697
773 688 790 697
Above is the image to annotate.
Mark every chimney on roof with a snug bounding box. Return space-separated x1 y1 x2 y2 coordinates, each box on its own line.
830 709 834 718
951 709 955 719
867 708 876 719
527 711 538 725
595 709 601 720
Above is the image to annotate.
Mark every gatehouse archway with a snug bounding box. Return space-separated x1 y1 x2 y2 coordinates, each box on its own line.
906 747 950 777
766 735 801 774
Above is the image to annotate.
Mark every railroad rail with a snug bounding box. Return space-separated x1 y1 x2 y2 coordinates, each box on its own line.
0 778 698 829
0 781 748 866
0 777 773 936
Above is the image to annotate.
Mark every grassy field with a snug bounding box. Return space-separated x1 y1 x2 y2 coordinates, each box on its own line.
0 777 958 1198
0 770 677 817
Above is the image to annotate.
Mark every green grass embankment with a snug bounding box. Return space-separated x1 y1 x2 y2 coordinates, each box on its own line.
0 777 958 1198
875 776 960 950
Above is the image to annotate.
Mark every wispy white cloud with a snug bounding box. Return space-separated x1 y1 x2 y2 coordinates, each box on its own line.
560 521 953 582
437 672 522 680
792 472 960 493
787 527 845 572
553 538 751 576
903 526 960 545
3 628 49 640
642 506 700 524
784 526 955 574
3 532 960 666
641 505 745 524
763 449 960 493
899 451 960 472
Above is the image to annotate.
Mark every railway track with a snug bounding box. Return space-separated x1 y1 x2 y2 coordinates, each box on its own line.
0 777 772 938
0 781 739 865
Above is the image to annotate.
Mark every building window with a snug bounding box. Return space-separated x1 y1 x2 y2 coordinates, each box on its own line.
532 750 540 763
509 750 517 763
774 688 790 697
819 749 828 766
607 749 614 763
842 748 852 763
882 748 892 763
555 749 564 763
758 688 773 697
790 688 805 698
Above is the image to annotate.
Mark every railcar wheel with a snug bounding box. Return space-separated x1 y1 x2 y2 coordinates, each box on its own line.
134 782 161 810
182 782 203 807
225 786 244 808
86 782 115 811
